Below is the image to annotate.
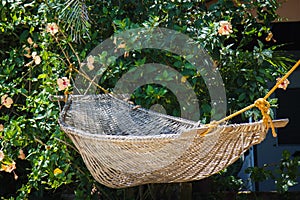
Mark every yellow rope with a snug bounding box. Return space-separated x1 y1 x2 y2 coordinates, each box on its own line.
264 59 300 100
201 60 300 137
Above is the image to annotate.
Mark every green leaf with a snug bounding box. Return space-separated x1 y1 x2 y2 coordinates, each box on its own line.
20 30 29 42
38 74 48 79
238 93 246 101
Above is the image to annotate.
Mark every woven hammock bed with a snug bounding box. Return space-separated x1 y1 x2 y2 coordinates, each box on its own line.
59 94 288 188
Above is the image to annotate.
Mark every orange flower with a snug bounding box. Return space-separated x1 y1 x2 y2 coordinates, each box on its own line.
0 150 4 162
57 77 70 91
0 124 3 132
265 32 273 42
54 168 63 175
46 22 59 36
27 37 34 45
265 32 276 42
27 37 38 48
1 161 16 173
13 171 18 180
33 43 39 48
276 78 290 90
18 149 26 160
124 51 129 58
218 21 233 36
0 164 6 172
1 94 13 108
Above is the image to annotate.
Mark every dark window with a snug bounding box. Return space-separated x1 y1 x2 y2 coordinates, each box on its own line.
276 88 300 145
272 22 300 51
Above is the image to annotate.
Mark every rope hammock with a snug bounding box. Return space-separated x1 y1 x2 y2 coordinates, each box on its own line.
59 60 300 188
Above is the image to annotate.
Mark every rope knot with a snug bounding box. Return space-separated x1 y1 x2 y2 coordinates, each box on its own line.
254 98 277 137
200 121 219 137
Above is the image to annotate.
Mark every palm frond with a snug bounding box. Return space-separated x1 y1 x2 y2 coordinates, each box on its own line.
59 0 91 42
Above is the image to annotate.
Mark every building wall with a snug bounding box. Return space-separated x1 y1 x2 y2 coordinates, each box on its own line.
205 0 300 22
277 0 300 22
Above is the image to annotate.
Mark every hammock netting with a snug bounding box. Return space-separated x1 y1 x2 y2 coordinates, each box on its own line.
59 94 288 188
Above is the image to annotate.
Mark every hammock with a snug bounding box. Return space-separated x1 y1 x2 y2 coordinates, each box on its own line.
59 94 287 188
58 60 299 188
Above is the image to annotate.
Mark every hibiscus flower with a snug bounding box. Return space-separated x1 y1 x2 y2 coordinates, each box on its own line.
218 21 233 36
57 77 70 91
276 77 290 90
46 22 59 36
1 95 13 108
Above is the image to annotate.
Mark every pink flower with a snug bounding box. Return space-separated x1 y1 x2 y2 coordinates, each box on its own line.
57 77 70 91
32 52 42 65
18 149 26 160
276 78 290 90
46 22 59 36
218 21 233 36
1 95 13 108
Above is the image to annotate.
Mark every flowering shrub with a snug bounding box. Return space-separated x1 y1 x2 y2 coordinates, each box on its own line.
246 150 300 194
0 0 295 199
218 21 233 36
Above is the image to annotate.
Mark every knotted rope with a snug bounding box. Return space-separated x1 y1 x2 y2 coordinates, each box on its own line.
254 98 276 137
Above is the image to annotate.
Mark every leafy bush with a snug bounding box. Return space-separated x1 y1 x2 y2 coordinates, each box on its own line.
0 0 294 199
246 150 300 194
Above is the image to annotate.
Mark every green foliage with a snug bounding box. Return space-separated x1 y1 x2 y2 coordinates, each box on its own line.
245 150 300 193
212 166 244 192
0 1 102 199
0 0 296 199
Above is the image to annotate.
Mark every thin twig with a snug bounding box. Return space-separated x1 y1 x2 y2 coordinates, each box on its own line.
54 36 72 66
54 137 79 153
60 30 81 64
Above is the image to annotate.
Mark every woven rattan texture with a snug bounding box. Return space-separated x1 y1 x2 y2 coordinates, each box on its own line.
59 94 267 188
